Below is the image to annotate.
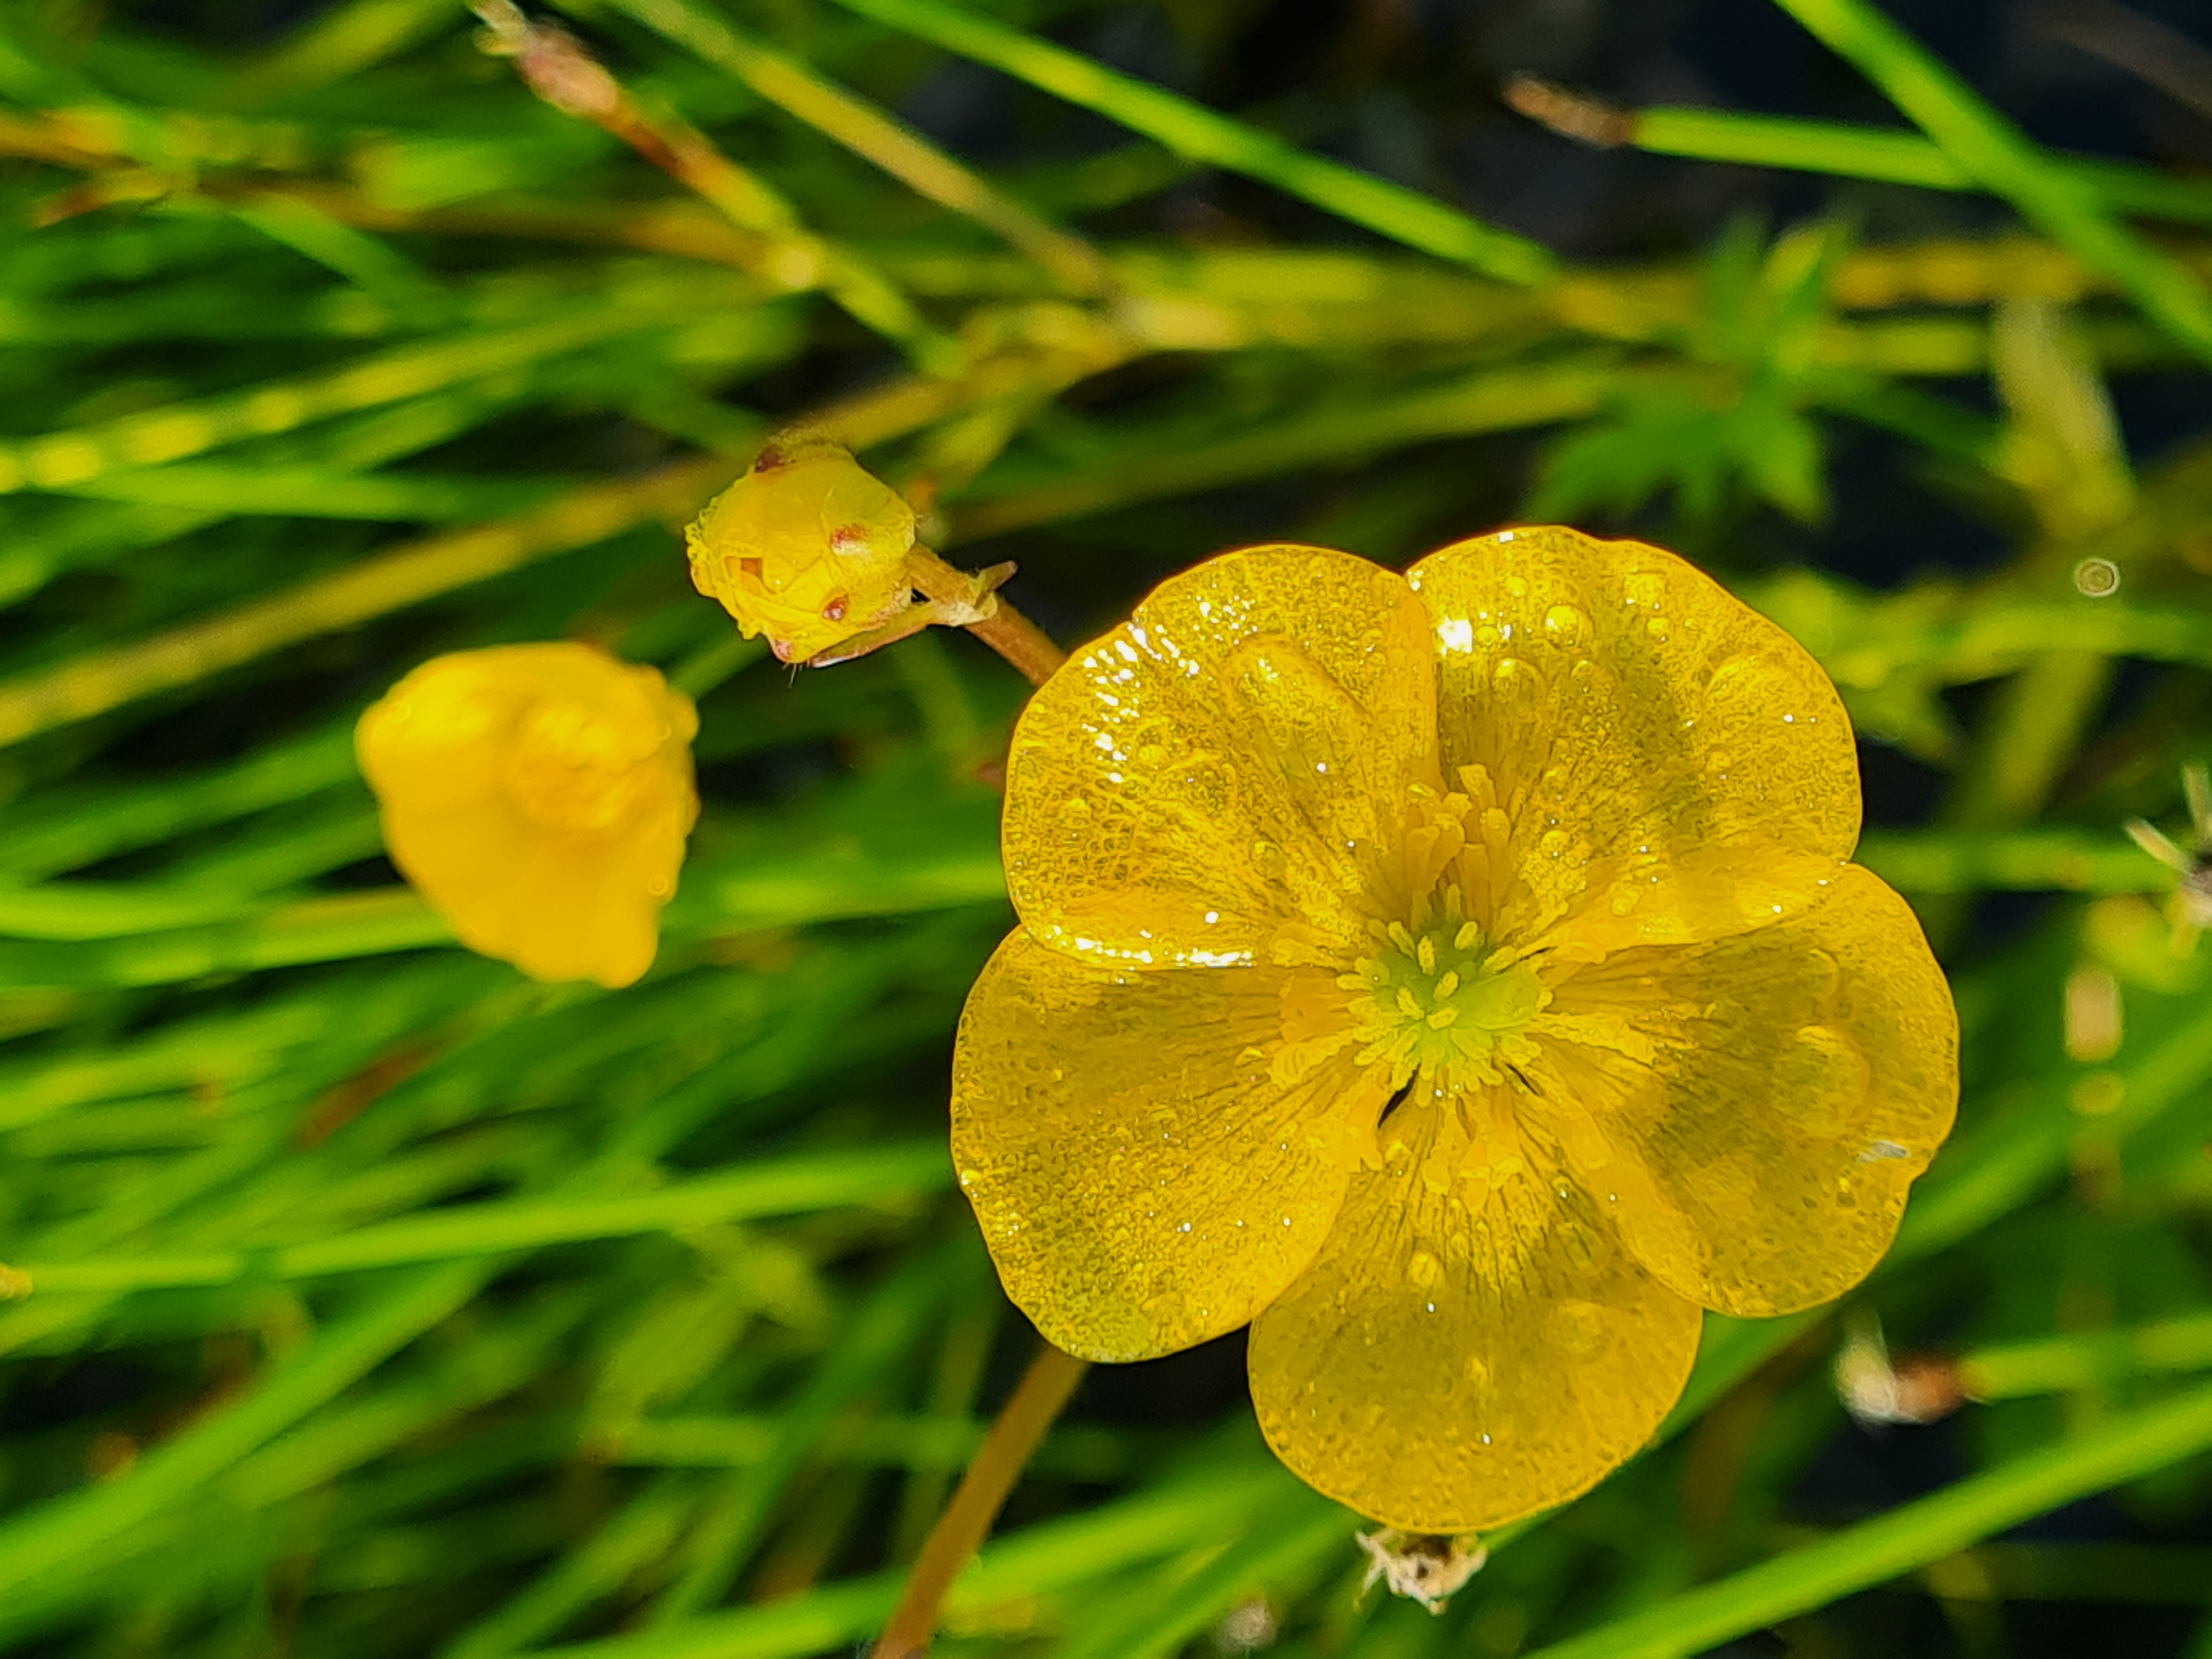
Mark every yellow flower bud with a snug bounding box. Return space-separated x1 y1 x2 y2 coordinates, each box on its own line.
357 642 699 989
684 436 918 663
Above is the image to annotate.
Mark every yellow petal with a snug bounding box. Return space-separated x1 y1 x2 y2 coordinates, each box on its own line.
1003 545 1435 969
1407 526 1859 950
1248 1121 1701 1531
1531 865 1958 1317
358 643 697 989
952 930 1374 1362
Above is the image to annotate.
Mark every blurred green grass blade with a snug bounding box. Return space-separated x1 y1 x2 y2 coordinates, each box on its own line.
1855 827 2167 895
0 890 451 986
646 1242 959 1624
0 1262 484 1607
603 1413 1132 1479
1629 108 2212 226
1058 1498 1346 1659
1963 1312 2212 1400
227 195 453 319
6 1143 949 1291
0 1002 330 1132
948 357 1617 541
0 878 306 939
443 1476 708 1659
0 304 696 496
0 725 357 881
1523 1377 2212 1659
35 462 569 521
515 1465 1297 1658
1767 0 2212 365
228 0 459 100
824 0 1558 285
0 455 724 750
595 0 1109 294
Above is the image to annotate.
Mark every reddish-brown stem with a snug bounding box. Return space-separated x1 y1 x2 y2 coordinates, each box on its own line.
868 1341 1089 1659
907 547 1068 687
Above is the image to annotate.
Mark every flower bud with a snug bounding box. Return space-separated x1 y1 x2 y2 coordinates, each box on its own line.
357 642 698 988
684 436 917 663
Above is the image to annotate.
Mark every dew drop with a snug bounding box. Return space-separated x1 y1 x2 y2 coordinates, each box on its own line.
1775 1023 1872 1135
1549 1299 1607 1358
1542 603 1590 647
1407 1249 1443 1290
1623 570 1666 610
1505 575 1530 599
1803 947 1841 1001
1251 839 1288 879
1491 657 1542 703
1538 828 1569 860
1645 614 1671 644
1475 623 1504 649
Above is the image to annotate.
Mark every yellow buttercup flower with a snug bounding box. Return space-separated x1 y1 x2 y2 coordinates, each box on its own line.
685 435 918 664
358 642 699 990
952 528 1957 1532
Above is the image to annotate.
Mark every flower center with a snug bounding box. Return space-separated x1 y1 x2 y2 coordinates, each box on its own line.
504 700 650 832
1346 917 1545 1090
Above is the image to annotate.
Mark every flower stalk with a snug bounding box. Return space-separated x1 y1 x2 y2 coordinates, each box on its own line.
870 1340 1090 1659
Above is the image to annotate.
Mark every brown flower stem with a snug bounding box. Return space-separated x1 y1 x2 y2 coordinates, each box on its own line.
907 547 1068 687
868 1340 1088 1659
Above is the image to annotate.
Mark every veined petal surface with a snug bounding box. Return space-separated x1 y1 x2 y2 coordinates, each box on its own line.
952 932 1371 1362
1248 1115 1701 1532
1408 527 1859 950
1532 865 1958 1317
1002 545 1435 969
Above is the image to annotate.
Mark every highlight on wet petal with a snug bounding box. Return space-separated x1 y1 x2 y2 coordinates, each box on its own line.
357 642 699 989
1530 864 1959 1317
1406 526 1860 951
952 931 1373 1362
684 434 917 664
1248 1120 1702 1533
1001 544 1437 970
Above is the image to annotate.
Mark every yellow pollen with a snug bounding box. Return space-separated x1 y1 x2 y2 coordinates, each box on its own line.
1416 935 1438 974
1454 921 1481 950
1434 970 1461 999
1396 987 1425 1019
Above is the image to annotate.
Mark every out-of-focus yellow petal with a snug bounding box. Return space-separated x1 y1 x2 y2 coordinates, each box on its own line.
684 437 917 663
358 643 698 990
1003 545 1436 969
952 930 1376 1362
1248 1119 1700 1532
1531 865 1958 1317
1408 527 1859 951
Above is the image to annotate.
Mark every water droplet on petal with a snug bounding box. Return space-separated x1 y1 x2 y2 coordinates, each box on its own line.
1407 1249 1443 1290
1542 603 1590 647
1549 1298 1607 1358
1775 1023 1872 1135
